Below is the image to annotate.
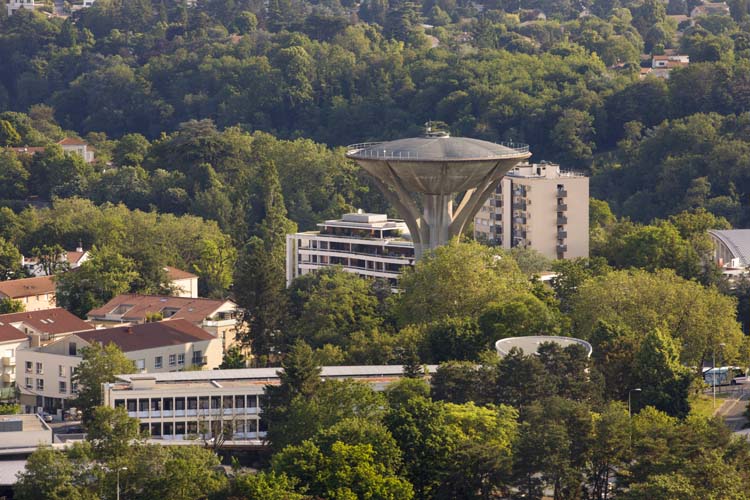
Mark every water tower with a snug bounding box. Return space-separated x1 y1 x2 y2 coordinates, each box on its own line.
346 129 531 259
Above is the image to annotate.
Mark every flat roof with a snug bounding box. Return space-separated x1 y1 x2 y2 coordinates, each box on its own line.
347 136 529 161
116 365 438 384
495 336 593 357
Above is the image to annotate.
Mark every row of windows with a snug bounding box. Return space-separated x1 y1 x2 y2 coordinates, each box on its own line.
138 418 266 437
24 377 77 394
114 394 260 412
25 362 75 378
135 352 201 371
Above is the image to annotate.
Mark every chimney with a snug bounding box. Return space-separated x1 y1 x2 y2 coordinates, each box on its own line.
76 240 83 253
30 335 40 348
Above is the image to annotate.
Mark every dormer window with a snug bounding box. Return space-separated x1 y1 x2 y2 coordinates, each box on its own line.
111 304 133 315
161 307 180 318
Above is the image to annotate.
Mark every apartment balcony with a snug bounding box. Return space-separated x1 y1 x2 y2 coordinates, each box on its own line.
1 356 15 367
514 217 527 225
556 204 568 212
557 230 567 239
512 201 526 210
557 189 567 197
1 373 11 384
557 216 568 225
557 244 568 253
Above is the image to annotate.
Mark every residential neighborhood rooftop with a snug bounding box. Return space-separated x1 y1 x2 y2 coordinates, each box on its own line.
87 294 236 323
0 276 55 299
73 319 215 352
163 266 198 280
0 308 92 336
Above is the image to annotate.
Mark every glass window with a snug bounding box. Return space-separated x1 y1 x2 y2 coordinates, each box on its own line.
177 354 185 365
127 400 137 412
114 399 125 408
192 351 203 364
35 362 43 374
187 422 198 434
175 398 185 411
135 359 145 371
163 422 173 436
175 422 186 435
169 354 176 366
139 399 148 411
59 381 66 394
211 396 220 409
25 377 32 388
71 382 78 394
36 379 44 390
25 361 32 373
163 398 173 411
58 365 65 377
187 397 197 410
68 342 77 356
151 399 161 411
154 356 162 369
235 395 245 408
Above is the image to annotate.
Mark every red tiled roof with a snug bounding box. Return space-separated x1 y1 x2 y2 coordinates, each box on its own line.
87 294 235 324
0 276 55 299
57 138 87 146
0 323 27 343
0 308 92 335
74 319 214 352
66 251 87 265
164 266 197 280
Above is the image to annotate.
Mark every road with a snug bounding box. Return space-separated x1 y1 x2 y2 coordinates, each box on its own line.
715 388 749 431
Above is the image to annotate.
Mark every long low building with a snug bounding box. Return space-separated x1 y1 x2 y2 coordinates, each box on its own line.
103 365 436 442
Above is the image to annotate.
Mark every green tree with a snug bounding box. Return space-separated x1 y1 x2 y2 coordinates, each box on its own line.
14 447 82 500
55 246 138 318
0 151 29 199
0 298 23 313
478 293 561 342
226 471 304 500
633 329 693 418
219 345 246 369
550 109 596 165
85 406 141 462
73 342 136 423
395 240 528 325
31 243 68 276
0 236 23 280
0 120 20 147
234 159 296 360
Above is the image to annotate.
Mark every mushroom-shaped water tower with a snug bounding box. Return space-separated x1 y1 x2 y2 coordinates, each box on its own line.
346 130 531 258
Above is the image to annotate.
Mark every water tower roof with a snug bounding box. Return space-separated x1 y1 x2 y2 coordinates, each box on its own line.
347 136 528 162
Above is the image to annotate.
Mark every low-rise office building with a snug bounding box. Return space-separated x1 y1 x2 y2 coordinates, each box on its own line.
474 162 589 260
18 319 223 412
103 365 435 442
286 212 415 289
87 295 240 352
0 414 52 449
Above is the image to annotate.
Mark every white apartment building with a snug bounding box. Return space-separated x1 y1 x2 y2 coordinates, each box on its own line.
17 319 223 413
286 212 415 289
5 0 35 16
103 365 436 442
0 325 27 389
474 162 589 260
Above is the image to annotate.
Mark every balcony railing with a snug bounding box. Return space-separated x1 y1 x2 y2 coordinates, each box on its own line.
557 189 568 197
557 216 568 225
557 231 567 239
556 204 568 211
557 244 568 253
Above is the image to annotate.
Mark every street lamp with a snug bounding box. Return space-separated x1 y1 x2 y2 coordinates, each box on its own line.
116 467 127 500
713 342 727 410
628 388 642 418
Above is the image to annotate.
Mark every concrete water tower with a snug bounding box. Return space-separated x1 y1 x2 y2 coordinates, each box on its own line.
346 128 531 259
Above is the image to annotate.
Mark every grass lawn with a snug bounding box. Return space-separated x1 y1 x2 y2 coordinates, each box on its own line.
690 392 729 419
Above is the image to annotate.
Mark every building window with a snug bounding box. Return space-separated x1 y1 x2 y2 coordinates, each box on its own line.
35 362 43 375
36 379 44 391
177 354 185 365
25 361 32 374
59 365 65 377
25 377 32 389
59 381 67 394
71 382 78 394
69 342 77 356
155 356 163 369
169 354 176 366
192 351 203 365
135 359 145 371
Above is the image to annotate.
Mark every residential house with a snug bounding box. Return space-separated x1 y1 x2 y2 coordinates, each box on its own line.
22 247 90 277
690 2 730 18
17 319 223 412
0 308 92 388
649 54 690 79
164 267 199 298
86 295 240 352
7 138 95 163
0 276 56 311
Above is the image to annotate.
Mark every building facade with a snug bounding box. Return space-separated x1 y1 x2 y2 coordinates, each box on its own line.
87 295 240 352
103 365 435 442
17 319 223 412
474 162 589 260
0 276 57 311
286 212 415 289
